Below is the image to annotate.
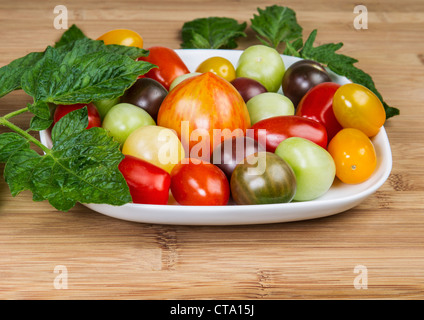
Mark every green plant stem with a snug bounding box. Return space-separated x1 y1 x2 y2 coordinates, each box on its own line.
2 106 29 120
0 116 51 154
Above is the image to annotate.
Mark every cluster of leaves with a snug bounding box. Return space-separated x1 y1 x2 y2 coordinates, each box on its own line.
0 25 156 211
180 5 399 118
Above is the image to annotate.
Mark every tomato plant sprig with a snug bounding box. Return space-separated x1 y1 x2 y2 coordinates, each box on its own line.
0 25 156 211
180 5 399 119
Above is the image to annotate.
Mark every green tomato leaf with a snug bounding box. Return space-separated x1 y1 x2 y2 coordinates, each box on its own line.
181 17 247 49
4 148 41 197
21 44 155 107
250 5 303 50
299 29 399 119
0 132 30 163
54 24 88 48
0 51 44 98
3 107 132 211
29 115 53 131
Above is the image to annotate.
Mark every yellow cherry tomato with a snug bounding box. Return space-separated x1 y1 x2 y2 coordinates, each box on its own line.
332 83 386 137
195 56 236 82
97 29 144 48
328 128 377 184
122 125 185 174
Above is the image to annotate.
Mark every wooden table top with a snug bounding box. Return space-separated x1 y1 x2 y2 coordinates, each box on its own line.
1 0 423 300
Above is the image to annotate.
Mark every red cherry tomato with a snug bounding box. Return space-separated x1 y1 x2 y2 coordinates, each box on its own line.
54 103 101 129
118 155 171 205
296 82 343 142
251 115 328 152
138 46 190 90
170 159 230 206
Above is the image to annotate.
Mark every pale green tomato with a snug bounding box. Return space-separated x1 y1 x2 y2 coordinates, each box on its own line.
246 92 294 125
94 96 120 120
169 72 201 91
275 137 336 201
102 103 155 145
122 125 185 173
236 45 285 92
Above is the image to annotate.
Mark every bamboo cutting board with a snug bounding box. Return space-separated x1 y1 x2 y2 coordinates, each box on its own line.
1 0 424 300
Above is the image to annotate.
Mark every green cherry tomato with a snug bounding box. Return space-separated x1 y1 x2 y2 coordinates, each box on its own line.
230 152 297 205
246 92 294 125
236 45 285 92
102 103 155 145
93 96 120 120
275 137 336 201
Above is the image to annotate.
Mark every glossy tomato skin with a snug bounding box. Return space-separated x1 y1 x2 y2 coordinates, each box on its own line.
97 29 143 48
211 136 266 180
170 159 230 206
332 83 386 137
230 77 267 102
327 128 377 184
138 46 190 90
122 125 185 174
282 60 331 107
54 103 101 129
118 155 171 205
296 82 343 141
157 72 251 158
230 152 296 205
236 45 285 92
196 56 236 82
120 78 168 121
275 137 335 201
251 115 328 152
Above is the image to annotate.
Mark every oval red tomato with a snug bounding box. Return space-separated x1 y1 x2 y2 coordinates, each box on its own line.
170 158 230 206
251 115 328 152
138 46 190 90
296 82 343 142
53 103 101 129
157 72 251 159
118 155 171 205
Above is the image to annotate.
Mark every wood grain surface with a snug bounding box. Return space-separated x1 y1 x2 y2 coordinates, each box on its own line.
1 0 423 300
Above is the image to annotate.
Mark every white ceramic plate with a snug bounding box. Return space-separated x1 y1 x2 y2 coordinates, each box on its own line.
39 49 392 226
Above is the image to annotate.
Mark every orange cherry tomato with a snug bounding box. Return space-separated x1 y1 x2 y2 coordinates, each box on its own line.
332 83 386 137
97 29 143 48
328 128 377 184
196 56 236 82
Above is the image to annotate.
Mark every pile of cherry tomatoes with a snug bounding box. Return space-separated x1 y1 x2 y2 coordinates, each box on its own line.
52 29 386 206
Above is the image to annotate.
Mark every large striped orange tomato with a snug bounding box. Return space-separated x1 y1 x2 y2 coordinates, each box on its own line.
157 72 251 159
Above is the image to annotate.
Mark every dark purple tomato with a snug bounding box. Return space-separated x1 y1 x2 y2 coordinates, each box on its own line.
211 136 266 180
282 59 331 107
120 78 168 121
230 77 267 102
230 152 297 205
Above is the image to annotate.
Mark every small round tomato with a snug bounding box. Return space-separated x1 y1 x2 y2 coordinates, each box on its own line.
296 82 343 142
119 155 171 205
170 159 230 206
332 83 386 137
327 128 377 184
102 103 155 146
196 56 236 82
122 125 185 174
97 29 143 48
138 46 190 90
53 103 101 129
